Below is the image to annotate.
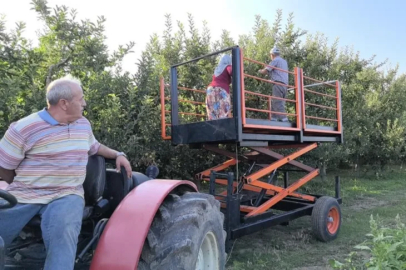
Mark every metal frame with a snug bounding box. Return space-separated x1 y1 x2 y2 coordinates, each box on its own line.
161 46 343 145
242 56 300 132
198 145 342 251
161 46 344 251
196 143 320 211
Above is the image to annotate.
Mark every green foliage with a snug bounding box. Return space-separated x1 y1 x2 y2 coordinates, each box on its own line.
1 2 406 178
330 215 406 269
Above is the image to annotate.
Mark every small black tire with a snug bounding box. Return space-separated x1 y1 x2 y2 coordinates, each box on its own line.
311 196 341 242
138 192 226 270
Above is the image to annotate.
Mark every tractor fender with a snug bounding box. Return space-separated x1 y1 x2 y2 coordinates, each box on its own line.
90 179 197 270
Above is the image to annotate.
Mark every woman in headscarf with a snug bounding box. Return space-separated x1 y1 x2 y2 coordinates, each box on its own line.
205 54 232 120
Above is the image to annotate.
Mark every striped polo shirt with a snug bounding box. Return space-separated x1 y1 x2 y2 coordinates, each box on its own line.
0 109 101 204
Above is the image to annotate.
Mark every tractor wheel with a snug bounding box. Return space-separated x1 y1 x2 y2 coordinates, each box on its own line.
311 196 341 242
138 192 226 270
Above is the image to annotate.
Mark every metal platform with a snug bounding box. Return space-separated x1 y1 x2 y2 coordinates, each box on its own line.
160 46 343 147
171 118 340 147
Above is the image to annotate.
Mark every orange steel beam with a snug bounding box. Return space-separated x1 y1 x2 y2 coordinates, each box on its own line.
178 99 205 105
160 77 166 140
196 159 238 179
178 86 206 93
244 74 295 89
305 115 338 122
214 179 276 196
220 202 255 213
300 69 307 129
245 90 296 103
245 107 297 117
294 67 301 129
246 169 319 217
336 81 342 133
165 97 205 105
305 102 337 110
248 180 316 201
250 146 315 172
304 88 336 99
302 75 336 87
214 178 314 201
268 96 272 120
245 143 318 183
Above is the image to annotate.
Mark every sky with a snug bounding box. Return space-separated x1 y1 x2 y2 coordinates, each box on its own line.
1 0 405 75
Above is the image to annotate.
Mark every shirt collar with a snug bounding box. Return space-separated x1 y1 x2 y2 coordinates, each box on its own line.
38 108 59 126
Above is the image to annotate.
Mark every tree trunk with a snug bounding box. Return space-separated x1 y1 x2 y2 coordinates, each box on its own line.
318 160 327 181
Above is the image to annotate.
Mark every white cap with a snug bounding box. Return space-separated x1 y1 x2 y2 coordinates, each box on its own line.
270 47 280 55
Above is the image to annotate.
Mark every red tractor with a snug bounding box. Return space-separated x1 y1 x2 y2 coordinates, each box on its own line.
0 157 226 269
0 46 343 269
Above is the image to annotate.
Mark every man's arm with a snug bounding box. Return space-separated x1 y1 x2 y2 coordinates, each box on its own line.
259 59 278 75
258 68 268 75
0 167 15 184
97 144 132 178
0 124 26 184
97 144 119 159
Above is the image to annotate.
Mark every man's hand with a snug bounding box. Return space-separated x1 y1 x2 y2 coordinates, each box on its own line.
258 68 267 75
116 156 132 179
97 144 133 179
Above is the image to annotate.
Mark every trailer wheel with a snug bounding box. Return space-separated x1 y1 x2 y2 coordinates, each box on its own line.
138 192 226 270
311 196 341 242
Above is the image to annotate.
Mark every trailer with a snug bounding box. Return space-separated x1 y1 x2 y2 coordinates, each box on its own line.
160 45 343 252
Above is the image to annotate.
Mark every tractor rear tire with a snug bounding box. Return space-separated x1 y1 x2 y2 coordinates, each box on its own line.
311 196 341 242
138 192 226 270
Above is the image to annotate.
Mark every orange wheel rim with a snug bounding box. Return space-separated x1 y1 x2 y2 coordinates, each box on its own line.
327 207 340 234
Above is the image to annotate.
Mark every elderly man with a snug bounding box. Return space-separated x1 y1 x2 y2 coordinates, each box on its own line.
258 47 289 122
0 75 132 270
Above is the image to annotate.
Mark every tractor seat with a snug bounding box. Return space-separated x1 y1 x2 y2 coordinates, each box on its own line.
83 155 106 205
27 155 107 227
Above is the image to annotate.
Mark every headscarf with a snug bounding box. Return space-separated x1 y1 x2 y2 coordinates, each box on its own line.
214 54 232 77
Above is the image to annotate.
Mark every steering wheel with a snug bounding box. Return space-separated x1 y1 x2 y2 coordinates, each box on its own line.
0 189 17 209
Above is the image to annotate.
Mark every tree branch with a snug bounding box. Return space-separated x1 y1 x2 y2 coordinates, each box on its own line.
45 56 71 87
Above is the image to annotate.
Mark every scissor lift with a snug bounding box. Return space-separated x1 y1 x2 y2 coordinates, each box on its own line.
160 46 343 250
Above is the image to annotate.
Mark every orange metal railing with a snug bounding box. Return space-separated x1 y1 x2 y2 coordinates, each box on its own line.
160 78 171 140
160 48 343 140
160 78 207 140
241 54 301 131
300 69 342 134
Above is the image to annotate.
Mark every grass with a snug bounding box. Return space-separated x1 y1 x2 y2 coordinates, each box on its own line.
223 167 406 270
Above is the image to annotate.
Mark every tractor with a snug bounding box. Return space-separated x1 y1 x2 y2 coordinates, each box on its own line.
0 45 343 270
0 157 226 269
